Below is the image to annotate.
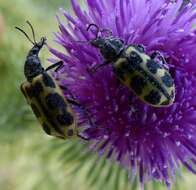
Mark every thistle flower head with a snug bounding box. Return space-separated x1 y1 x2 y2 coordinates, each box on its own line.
50 0 196 188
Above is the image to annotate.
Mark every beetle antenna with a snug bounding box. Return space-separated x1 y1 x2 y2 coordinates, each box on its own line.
15 26 35 45
87 23 100 38
87 23 99 32
26 20 37 44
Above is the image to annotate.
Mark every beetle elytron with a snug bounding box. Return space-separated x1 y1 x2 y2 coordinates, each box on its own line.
16 21 91 140
87 24 175 107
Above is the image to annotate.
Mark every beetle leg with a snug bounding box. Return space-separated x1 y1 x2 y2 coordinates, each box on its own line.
150 51 169 70
45 61 64 72
66 98 81 107
86 60 110 73
66 98 91 117
150 51 166 64
67 98 94 128
136 44 145 53
77 134 90 141
128 44 145 53
59 85 76 101
60 85 95 129
150 51 160 59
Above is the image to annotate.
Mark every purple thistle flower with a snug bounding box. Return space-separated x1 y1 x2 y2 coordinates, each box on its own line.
50 0 196 188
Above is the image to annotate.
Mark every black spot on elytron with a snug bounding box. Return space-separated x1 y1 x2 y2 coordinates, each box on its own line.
121 61 135 73
161 73 174 87
144 90 161 105
124 53 171 100
113 59 135 81
57 112 74 126
25 86 34 98
146 59 162 74
42 122 51 135
130 75 147 95
31 103 41 117
42 73 56 88
33 81 43 96
128 51 143 66
45 93 66 109
67 129 74 137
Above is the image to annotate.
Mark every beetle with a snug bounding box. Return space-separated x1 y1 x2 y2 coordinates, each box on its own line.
16 21 91 140
86 24 175 107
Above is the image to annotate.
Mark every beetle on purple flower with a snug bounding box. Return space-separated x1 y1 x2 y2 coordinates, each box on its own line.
86 23 175 107
50 0 196 189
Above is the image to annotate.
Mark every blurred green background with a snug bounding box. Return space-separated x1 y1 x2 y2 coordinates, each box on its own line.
0 0 195 190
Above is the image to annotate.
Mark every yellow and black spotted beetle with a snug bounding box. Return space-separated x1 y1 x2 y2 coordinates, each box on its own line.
87 24 175 107
16 21 90 140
